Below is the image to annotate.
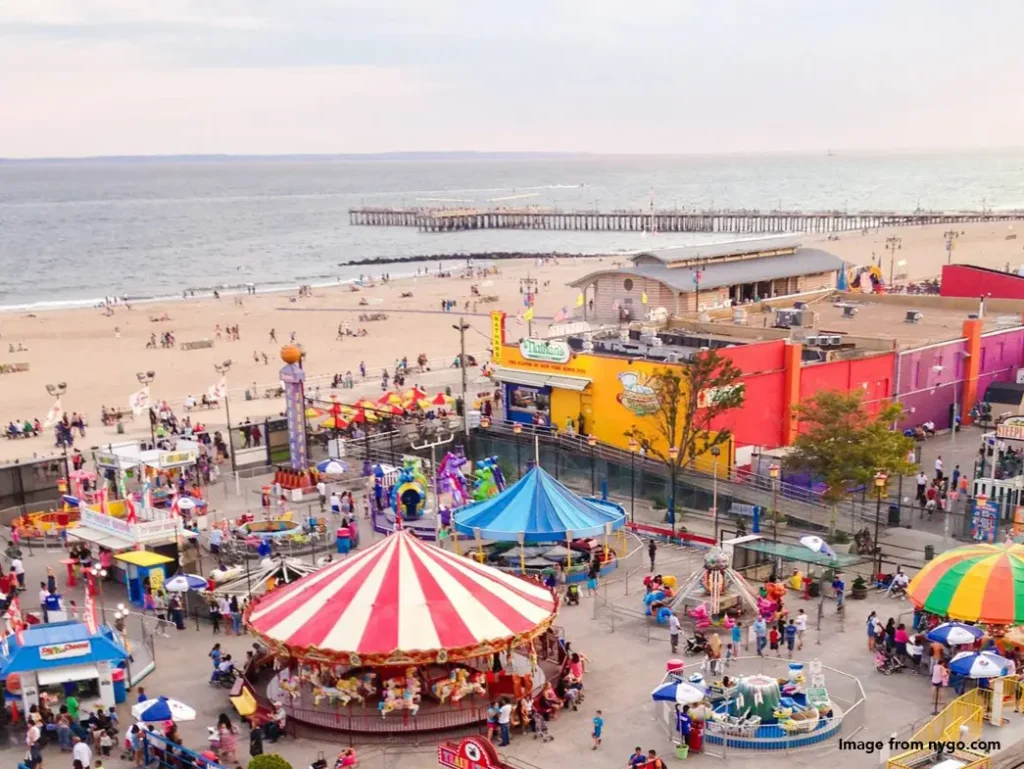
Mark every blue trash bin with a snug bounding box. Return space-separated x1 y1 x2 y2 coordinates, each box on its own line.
112 668 127 704
336 529 351 554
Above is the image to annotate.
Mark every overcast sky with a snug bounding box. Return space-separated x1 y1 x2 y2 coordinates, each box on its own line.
2 1 1023 158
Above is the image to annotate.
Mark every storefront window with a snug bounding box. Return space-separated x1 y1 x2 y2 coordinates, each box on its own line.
505 384 552 425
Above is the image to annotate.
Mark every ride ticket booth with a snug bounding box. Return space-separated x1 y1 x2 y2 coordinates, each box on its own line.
114 551 174 606
0 621 129 712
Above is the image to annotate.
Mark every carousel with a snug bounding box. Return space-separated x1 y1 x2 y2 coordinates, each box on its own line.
244 528 561 734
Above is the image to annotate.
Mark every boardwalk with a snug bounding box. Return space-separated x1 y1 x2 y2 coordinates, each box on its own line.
349 206 1024 234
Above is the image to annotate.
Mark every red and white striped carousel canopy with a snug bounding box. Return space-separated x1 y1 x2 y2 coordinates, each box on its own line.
245 529 558 666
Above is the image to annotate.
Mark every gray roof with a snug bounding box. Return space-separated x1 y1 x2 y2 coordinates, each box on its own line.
631 235 803 265
570 248 844 293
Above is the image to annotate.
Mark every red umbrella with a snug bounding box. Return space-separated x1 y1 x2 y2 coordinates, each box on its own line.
432 392 454 406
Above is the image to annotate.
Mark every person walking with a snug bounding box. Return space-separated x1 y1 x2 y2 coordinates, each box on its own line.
866 611 878 651
795 608 807 651
785 619 798 659
668 612 681 654
498 697 513 746
753 616 767 656
217 713 239 763
731 619 743 655
591 710 604 750
648 540 657 571
931 658 949 714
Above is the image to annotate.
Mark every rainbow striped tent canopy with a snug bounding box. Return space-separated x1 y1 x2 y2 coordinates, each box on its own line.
907 543 1024 626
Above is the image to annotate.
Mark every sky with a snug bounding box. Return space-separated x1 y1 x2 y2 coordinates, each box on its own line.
2 1 1023 158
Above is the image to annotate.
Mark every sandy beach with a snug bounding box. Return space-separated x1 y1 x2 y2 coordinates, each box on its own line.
1 220 1022 464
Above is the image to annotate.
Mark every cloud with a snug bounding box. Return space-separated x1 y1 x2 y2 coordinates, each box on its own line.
1 1 1023 156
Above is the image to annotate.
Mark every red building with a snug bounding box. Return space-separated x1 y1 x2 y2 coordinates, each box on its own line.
940 264 1024 300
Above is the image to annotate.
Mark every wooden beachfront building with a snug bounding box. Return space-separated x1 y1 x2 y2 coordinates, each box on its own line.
569 237 844 323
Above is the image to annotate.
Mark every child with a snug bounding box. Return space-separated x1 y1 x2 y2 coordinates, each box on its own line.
486 702 499 742
592 710 604 750
68 600 78 621
725 643 734 667
768 626 781 656
100 728 113 756
731 620 742 654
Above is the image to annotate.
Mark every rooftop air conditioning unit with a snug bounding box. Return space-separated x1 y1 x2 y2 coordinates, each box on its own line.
794 301 808 310
804 335 820 346
829 335 843 346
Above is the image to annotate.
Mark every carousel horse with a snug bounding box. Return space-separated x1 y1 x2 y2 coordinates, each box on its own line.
333 676 365 706
378 678 421 718
278 676 300 702
450 669 487 704
432 670 460 704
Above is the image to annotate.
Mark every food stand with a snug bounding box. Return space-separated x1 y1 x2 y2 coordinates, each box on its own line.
114 551 174 605
0 621 129 712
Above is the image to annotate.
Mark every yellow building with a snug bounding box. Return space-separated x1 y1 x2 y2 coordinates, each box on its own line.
489 311 734 473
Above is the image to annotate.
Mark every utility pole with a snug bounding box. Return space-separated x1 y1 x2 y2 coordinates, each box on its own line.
885 236 902 287
453 319 470 438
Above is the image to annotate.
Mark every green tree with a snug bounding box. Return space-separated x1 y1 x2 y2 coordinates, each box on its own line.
624 349 745 532
784 390 914 537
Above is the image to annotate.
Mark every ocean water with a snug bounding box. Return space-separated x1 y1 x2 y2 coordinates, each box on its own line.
1 150 1023 310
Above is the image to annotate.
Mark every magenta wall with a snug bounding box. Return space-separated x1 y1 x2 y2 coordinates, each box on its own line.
895 328 1024 429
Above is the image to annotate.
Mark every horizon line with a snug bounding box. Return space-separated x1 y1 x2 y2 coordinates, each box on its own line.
2 145 1023 164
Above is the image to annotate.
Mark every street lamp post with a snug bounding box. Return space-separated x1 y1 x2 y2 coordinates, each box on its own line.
214 361 235 473
89 564 108 626
933 355 969 544
768 462 780 542
513 423 522 478
886 236 902 287
588 435 598 494
628 438 638 523
874 471 888 577
710 446 721 542
137 371 157 445
46 383 69 478
944 230 959 265
668 446 680 535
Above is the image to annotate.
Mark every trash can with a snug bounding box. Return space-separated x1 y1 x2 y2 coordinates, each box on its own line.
888 504 901 526
335 529 351 555
111 668 127 704
924 544 935 561
674 743 689 759
688 720 704 753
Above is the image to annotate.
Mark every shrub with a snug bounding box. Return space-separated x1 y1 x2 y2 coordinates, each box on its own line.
249 755 293 769
827 530 851 545
650 495 667 510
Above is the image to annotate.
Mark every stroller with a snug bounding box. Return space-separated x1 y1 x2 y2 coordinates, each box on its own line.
531 710 553 742
875 649 905 676
565 584 580 606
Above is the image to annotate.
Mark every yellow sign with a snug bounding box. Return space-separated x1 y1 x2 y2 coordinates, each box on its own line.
149 568 164 592
490 311 506 365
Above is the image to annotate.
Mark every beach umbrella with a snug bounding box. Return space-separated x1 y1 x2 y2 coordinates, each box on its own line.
927 622 985 647
305 407 324 418
907 543 1024 625
321 416 350 431
316 459 348 475
403 387 428 401
651 681 708 705
354 399 377 411
164 573 208 592
132 696 197 722
175 497 197 513
949 651 1013 679
799 535 835 559
432 392 455 406
381 404 405 416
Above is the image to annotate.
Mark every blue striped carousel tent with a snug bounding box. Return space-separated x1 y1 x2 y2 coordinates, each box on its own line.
453 466 626 543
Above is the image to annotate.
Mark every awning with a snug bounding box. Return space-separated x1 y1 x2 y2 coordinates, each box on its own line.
492 366 591 392
37 663 101 686
67 527 135 552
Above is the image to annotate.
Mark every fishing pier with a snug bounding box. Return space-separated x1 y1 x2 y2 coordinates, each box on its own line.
348 207 1024 234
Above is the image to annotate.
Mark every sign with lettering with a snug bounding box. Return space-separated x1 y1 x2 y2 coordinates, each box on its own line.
997 416 1024 441
697 384 745 409
519 338 570 364
437 737 507 769
180 340 214 351
82 507 133 537
96 455 121 469
159 451 195 467
40 640 91 661
490 311 506 365
971 498 997 543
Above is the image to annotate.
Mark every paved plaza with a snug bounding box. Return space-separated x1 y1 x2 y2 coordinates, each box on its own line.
3 454 1024 769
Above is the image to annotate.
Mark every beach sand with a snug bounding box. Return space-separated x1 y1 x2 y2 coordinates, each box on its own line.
1 220 1022 464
